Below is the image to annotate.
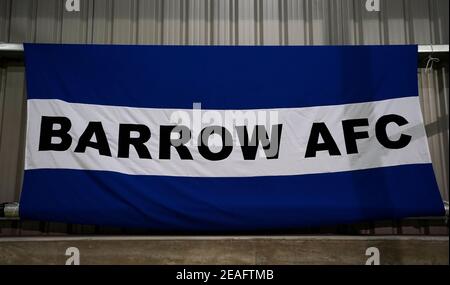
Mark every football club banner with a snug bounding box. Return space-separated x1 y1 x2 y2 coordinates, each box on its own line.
20 44 445 230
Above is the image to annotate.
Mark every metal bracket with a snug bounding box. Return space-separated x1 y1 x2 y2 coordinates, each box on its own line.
0 202 20 220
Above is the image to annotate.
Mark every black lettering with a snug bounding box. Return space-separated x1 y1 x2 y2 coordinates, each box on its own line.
159 125 193 160
305 122 341 158
342 118 369 154
38 116 72 151
376 114 411 149
198 126 233 161
118 124 151 159
236 124 283 160
74 122 111 156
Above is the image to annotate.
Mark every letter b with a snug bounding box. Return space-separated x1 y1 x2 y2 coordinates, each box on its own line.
39 116 72 151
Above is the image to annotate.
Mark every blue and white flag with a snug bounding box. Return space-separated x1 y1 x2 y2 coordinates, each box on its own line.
21 44 445 230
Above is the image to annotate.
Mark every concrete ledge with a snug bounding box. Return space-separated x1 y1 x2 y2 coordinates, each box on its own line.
0 236 448 265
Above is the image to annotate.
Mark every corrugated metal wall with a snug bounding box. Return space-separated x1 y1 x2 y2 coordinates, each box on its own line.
0 0 448 235
1 0 449 44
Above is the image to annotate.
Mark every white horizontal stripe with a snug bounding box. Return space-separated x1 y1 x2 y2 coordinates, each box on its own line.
25 97 432 177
